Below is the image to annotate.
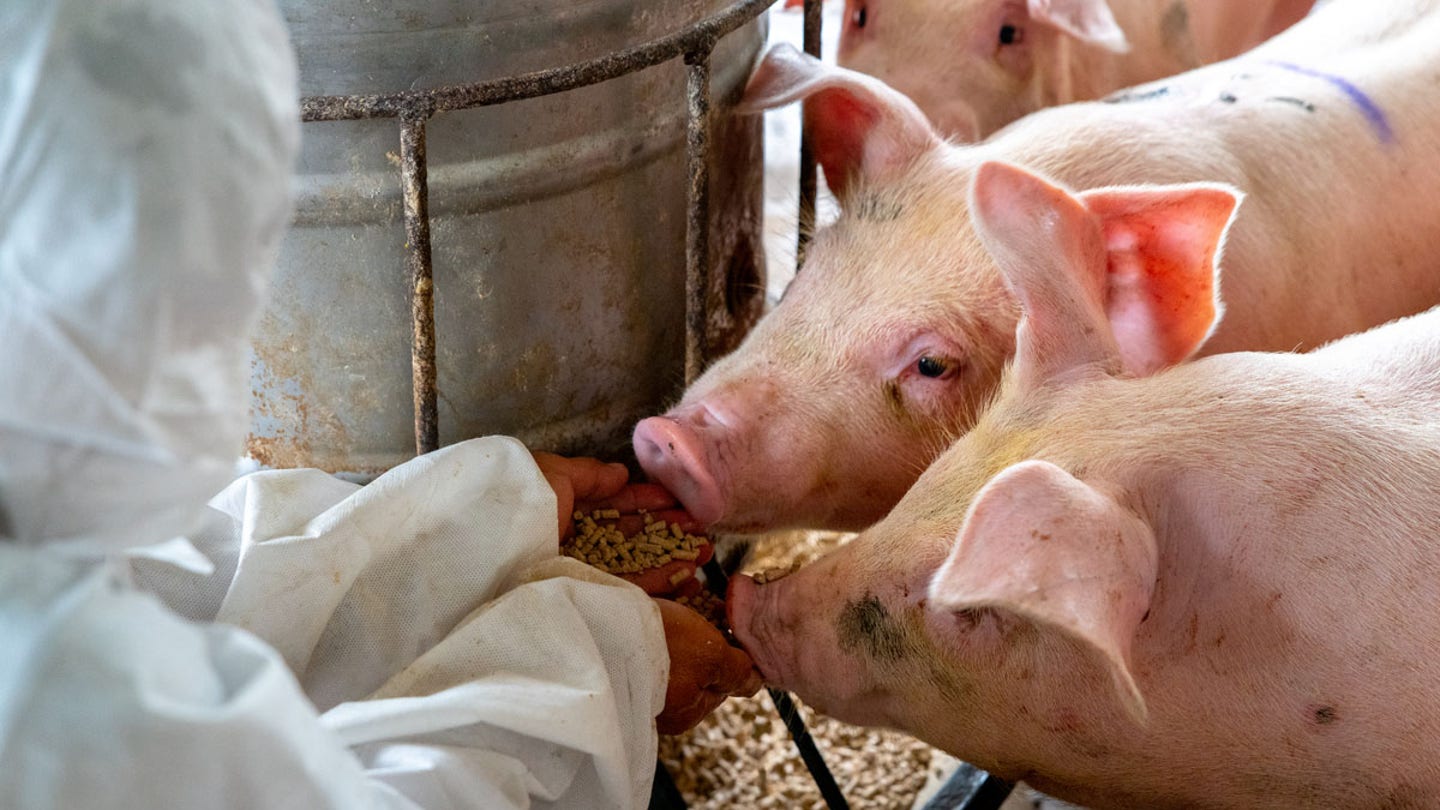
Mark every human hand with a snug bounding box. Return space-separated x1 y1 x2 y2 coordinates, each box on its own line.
654 598 763 735
542 459 714 597
532 452 631 540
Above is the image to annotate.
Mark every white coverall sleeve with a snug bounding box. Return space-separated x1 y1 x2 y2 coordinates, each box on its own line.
3 438 668 810
0 0 669 807
0 547 418 810
0 0 299 555
162 436 669 810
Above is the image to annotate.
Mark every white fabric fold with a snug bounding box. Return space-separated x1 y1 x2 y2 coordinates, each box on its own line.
0 1 669 807
4 438 668 810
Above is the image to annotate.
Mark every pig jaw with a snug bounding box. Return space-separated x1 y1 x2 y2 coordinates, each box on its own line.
728 568 904 727
727 540 961 728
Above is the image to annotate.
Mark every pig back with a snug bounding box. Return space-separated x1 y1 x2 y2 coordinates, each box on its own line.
989 0 1440 358
1011 323 1440 806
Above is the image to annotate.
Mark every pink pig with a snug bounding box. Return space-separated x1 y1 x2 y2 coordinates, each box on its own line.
837 0 1316 139
728 159 1440 808
634 0 1440 533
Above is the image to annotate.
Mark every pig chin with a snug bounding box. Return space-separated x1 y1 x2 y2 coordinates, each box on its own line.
727 574 796 685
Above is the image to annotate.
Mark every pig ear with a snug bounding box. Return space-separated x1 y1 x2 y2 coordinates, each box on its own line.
1079 182 1241 375
969 160 1240 383
738 43 942 199
1026 0 1130 53
929 459 1158 724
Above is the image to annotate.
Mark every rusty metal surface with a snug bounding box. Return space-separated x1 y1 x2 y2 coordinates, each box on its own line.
299 0 774 123
399 113 439 456
684 51 713 385
252 0 768 474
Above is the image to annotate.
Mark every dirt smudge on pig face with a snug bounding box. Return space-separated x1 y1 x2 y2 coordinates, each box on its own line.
837 594 914 662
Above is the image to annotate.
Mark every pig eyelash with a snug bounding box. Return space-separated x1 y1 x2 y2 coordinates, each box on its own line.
913 355 962 381
918 356 949 378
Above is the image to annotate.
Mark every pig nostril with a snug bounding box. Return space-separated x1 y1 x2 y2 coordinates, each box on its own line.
633 427 673 471
632 416 726 525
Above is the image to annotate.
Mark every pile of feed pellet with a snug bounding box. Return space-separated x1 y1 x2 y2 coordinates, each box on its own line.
565 509 705 573
659 530 940 809
661 685 934 808
564 510 727 627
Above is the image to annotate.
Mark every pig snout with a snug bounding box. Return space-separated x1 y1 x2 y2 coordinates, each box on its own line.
633 413 727 526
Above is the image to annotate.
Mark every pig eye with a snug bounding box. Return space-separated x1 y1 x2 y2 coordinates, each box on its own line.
917 356 950 378
852 4 868 29
999 24 1022 45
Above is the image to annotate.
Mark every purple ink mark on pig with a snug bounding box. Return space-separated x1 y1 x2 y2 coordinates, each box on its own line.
1265 60 1395 144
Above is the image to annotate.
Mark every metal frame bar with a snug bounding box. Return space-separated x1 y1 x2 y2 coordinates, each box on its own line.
684 52 713 384
398 112 439 454
300 0 772 454
796 0 823 267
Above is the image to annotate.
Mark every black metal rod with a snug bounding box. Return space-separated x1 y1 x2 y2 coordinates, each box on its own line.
700 559 850 810
649 758 689 810
300 0 775 122
684 50 713 385
796 0 823 269
399 112 439 455
921 762 1014 810
769 688 852 810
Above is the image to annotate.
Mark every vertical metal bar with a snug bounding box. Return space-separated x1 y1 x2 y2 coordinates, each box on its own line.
683 50 713 385
796 0 823 269
769 688 852 810
701 558 850 810
399 111 439 455
649 759 689 810
802 0 823 59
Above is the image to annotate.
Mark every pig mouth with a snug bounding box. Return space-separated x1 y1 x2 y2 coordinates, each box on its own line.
726 574 802 690
729 572 896 725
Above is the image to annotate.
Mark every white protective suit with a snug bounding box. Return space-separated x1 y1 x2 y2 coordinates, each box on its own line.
0 2 668 808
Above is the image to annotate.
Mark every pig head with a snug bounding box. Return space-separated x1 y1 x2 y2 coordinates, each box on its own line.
834 0 1315 140
634 46 1237 532
729 159 1239 798
838 0 1131 139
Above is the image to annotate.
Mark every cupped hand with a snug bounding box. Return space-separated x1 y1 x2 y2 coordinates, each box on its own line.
533 452 630 540
569 475 714 597
537 453 715 598
654 598 763 735
617 543 715 597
